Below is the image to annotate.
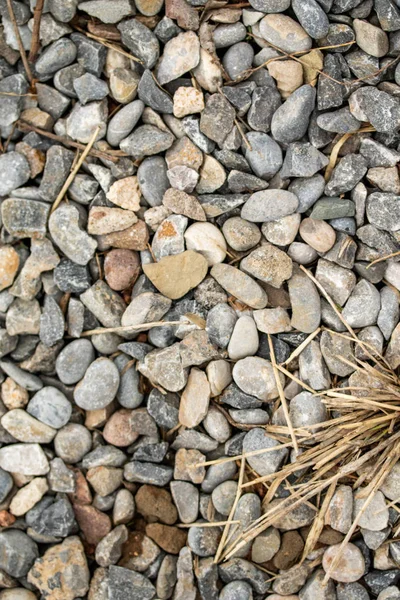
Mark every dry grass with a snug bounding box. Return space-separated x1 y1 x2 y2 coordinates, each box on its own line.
212 269 400 585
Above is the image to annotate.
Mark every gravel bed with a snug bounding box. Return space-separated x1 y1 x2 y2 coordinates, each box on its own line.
0 0 400 598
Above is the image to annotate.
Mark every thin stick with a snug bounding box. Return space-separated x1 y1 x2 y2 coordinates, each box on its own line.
198 440 296 468
268 334 298 454
177 520 241 528
50 126 101 214
325 126 375 181
73 26 143 63
367 250 400 268
29 0 45 62
6 0 34 86
16 121 127 162
81 320 188 337
282 328 321 366
214 457 245 563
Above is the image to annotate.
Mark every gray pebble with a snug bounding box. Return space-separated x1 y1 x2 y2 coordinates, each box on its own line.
54 423 92 463
124 461 173 485
55 339 95 385
242 428 288 477
35 38 77 75
223 42 254 81
243 132 282 179
0 530 38 577
188 522 221 557
27 386 72 429
0 152 30 196
117 18 159 69
74 357 120 410
271 85 316 144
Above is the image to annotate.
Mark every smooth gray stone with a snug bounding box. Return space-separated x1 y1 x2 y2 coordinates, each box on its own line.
271 84 316 144
292 0 329 38
28 386 72 429
222 42 254 81
107 99 144 147
0 360 42 390
243 131 282 179
35 38 77 75
0 74 28 127
55 339 95 385
115 353 143 409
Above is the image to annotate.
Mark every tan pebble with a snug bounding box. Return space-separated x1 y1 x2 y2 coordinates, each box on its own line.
109 68 140 104
0 246 19 292
10 477 48 516
322 542 365 583
106 176 141 211
143 250 208 299
173 86 205 118
20 107 54 131
299 218 336 252
268 60 303 97
88 207 137 236
179 368 211 428
1 377 29 410
15 142 45 178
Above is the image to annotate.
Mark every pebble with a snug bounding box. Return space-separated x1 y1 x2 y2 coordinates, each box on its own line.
271 85 316 144
259 14 312 53
211 264 268 309
223 42 254 81
322 543 365 583
342 280 381 327
185 222 226 266
54 423 92 463
74 357 120 410
288 267 321 333
244 132 283 179
0 530 38 578
157 31 200 85
241 243 293 288
0 443 49 475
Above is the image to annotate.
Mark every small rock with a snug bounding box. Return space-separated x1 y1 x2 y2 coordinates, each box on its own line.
143 250 208 300
322 542 365 583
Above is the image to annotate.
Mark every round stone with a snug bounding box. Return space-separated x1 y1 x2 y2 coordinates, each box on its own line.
54 424 92 463
259 14 312 54
104 249 141 291
299 218 336 252
74 357 120 410
222 217 261 251
187 522 221 557
211 480 238 515
322 543 365 583
232 357 283 401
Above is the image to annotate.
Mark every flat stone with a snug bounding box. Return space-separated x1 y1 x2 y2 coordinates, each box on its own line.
117 18 159 68
259 13 312 53
241 190 298 222
78 0 135 22
211 264 268 309
288 267 321 333
157 31 200 85
80 280 126 328
143 250 208 300
1 408 56 444
49 204 97 266
300 218 336 253
120 124 174 159
0 443 49 475
240 244 293 288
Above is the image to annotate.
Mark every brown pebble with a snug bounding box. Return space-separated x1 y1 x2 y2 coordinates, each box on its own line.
145 523 187 554
73 504 112 545
103 409 139 447
273 530 304 570
135 484 178 524
0 510 16 527
101 220 150 250
104 249 141 291
0 246 19 292
68 468 92 506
